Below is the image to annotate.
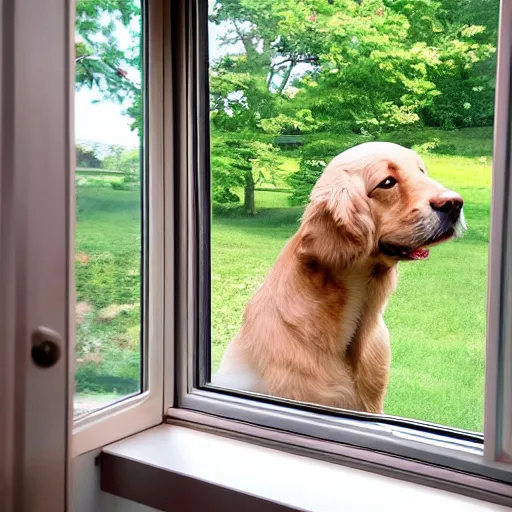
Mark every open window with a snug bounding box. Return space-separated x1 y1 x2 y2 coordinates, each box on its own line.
167 0 512 500
69 0 512 502
72 0 165 456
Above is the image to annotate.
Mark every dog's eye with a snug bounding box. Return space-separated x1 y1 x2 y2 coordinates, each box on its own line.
377 177 397 189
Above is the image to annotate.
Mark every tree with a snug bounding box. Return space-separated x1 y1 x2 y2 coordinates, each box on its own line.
292 0 495 134
209 0 321 134
211 135 277 215
76 144 102 169
209 0 335 211
77 0 498 209
383 0 498 129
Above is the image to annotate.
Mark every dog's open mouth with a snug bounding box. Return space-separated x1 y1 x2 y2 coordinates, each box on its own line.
379 228 456 261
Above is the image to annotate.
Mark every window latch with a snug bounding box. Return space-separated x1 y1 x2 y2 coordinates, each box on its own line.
31 327 62 368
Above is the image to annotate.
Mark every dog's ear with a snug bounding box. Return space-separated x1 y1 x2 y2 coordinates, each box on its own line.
300 171 375 269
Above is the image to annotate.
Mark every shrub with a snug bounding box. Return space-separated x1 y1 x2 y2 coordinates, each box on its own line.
300 140 343 161
111 181 140 191
74 305 141 394
378 130 427 149
104 148 142 190
75 353 140 394
212 187 240 205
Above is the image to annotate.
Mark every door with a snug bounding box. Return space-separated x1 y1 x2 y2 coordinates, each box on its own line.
0 0 73 510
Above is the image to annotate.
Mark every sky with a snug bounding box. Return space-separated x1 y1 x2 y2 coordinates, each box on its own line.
75 89 138 148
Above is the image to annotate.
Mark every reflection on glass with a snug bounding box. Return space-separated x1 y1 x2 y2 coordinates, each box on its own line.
208 0 498 432
74 0 143 418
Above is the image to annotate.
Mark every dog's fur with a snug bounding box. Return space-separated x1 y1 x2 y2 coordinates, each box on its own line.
213 142 465 413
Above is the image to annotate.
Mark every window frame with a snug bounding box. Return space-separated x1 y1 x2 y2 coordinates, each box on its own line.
72 0 167 457
168 0 512 501
485 0 512 466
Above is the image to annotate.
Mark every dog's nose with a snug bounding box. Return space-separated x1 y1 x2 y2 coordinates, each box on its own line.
430 191 464 221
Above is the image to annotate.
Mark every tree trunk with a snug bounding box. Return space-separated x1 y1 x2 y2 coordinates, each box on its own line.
244 171 256 216
277 61 295 95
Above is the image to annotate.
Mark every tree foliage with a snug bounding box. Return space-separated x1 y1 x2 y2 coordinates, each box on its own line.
76 144 102 169
77 0 499 211
211 135 278 214
208 0 497 210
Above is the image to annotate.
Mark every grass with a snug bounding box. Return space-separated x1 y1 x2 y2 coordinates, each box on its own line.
74 183 142 399
75 128 491 431
383 154 490 430
211 152 491 432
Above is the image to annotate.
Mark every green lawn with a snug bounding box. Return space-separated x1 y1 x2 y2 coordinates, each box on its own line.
212 153 490 432
75 185 142 401
75 133 491 432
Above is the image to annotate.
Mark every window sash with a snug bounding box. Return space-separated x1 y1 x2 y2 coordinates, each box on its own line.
71 0 167 456
485 0 512 467
169 0 512 492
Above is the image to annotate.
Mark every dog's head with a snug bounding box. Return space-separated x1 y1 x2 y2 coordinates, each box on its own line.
299 142 465 269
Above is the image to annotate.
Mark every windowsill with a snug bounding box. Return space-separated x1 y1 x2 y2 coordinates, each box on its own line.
100 424 508 512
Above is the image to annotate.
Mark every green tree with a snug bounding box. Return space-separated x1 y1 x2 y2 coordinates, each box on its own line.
211 135 277 215
209 0 327 210
76 144 102 168
209 0 323 133
293 0 495 134
382 0 498 129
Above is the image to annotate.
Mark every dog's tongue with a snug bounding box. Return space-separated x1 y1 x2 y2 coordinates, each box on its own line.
409 247 430 260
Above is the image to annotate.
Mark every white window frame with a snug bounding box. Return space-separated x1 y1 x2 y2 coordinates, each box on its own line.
71 0 170 457
164 0 512 504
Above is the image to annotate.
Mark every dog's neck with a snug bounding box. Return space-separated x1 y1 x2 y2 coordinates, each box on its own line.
333 258 398 352
274 237 398 355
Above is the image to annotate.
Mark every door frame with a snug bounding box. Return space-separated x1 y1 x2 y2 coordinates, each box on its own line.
0 0 73 509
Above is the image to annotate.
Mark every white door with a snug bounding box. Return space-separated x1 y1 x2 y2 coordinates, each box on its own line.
0 0 73 510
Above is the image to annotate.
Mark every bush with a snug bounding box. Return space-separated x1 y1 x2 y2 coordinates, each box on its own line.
212 187 240 205
422 77 496 130
287 159 328 206
75 308 141 394
211 202 248 217
104 148 142 191
75 350 140 394
111 181 140 191
378 130 428 149
75 252 140 310
76 176 114 189
76 144 102 169
300 140 344 160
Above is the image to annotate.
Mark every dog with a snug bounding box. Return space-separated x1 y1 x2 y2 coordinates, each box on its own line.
213 142 465 414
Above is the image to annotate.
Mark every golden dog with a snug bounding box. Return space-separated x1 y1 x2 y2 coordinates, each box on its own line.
213 142 465 413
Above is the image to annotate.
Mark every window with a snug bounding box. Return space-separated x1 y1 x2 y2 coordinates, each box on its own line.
205 0 498 433
169 0 512 495
68 0 512 502
73 0 145 418
71 0 164 456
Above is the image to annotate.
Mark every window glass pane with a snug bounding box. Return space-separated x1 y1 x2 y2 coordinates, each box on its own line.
208 0 499 433
74 0 144 418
